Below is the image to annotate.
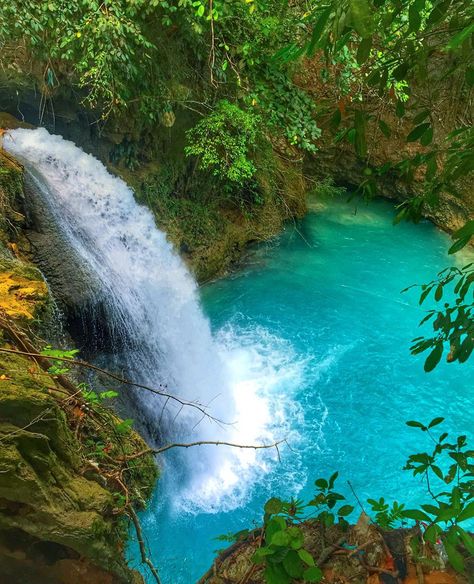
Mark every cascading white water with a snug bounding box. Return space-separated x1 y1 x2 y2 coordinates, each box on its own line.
5 128 294 510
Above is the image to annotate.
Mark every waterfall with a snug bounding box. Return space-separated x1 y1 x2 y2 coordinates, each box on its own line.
5 127 288 511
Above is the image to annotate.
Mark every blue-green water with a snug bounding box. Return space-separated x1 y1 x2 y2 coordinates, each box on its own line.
130 197 473 583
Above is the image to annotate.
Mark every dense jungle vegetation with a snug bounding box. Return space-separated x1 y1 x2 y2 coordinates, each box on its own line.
0 1 473 583
2 0 473 366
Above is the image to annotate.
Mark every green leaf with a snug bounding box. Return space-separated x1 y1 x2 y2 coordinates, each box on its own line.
457 527 474 555
303 566 323 582
444 540 465 573
264 563 292 584
393 62 409 81
265 498 283 515
424 523 441 543
396 100 405 118
288 526 305 550
266 517 286 541
408 0 425 33
420 127 433 146
452 220 474 241
449 235 472 255
338 505 355 517
413 110 430 124
307 8 332 55
298 549 315 566
427 0 451 27
328 471 339 489
406 420 426 429
424 343 443 372
447 23 474 50
407 123 431 142
434 284 443 301
252 547 276 563
421 504 439 515
282 550 304 578
271 530 291 546
428 417 444 429
350 0 373 38
357 36 372 64
403 509 431 522
457 501 474 523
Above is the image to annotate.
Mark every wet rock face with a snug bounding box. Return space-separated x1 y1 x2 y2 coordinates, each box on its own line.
22 173 100 314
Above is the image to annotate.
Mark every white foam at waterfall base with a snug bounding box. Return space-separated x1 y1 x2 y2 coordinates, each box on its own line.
4 128 302 511
172 325 306 513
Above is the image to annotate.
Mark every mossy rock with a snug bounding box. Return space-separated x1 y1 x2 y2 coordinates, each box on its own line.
0 350 157 583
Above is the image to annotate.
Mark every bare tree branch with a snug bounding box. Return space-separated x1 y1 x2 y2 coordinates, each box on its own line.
0 346 231 427
120 438 287 462
128 505 162 584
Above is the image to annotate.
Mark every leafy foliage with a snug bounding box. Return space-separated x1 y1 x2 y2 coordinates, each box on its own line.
185 100 260 185
406 263 474 369
402 418 474 572
251 419 473 583
274 0 474 243
252 495 324 584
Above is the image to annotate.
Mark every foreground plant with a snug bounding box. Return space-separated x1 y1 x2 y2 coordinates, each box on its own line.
224 417 473 584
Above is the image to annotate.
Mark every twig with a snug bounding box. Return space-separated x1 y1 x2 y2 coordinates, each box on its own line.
348 480 367 515
119 438 287 462
317 535 347 566
128 505 162 584
0 346 230 427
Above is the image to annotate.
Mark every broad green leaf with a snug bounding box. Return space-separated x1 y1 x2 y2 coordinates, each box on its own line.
424 343 443 372
428 417 444 429
252 547 276 563
444 540 465 573
271 530 291 546
408 0 425 33
420 127 433 146
424 523 441 543
396 100 405 118
406 420 426 429
283 550 304 578
264 564 292 584
307 8 332 55
457 527 474 555
350 0 373 38
421 504 439 515
357 36 372 64
427 0 451 27
403 509 432 521
413 110 430 124
265 497 283 515
304 566 323 582
457 501 474 523
447 23 474 50
452 220 474 241
298 549 315 566
266 517 286 541
407 123 431 142
449 235 472 255
338 504 355 516
288 526 305 550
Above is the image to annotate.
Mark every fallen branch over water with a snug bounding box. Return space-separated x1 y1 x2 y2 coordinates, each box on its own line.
0 344 230 427
120 438 287 461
